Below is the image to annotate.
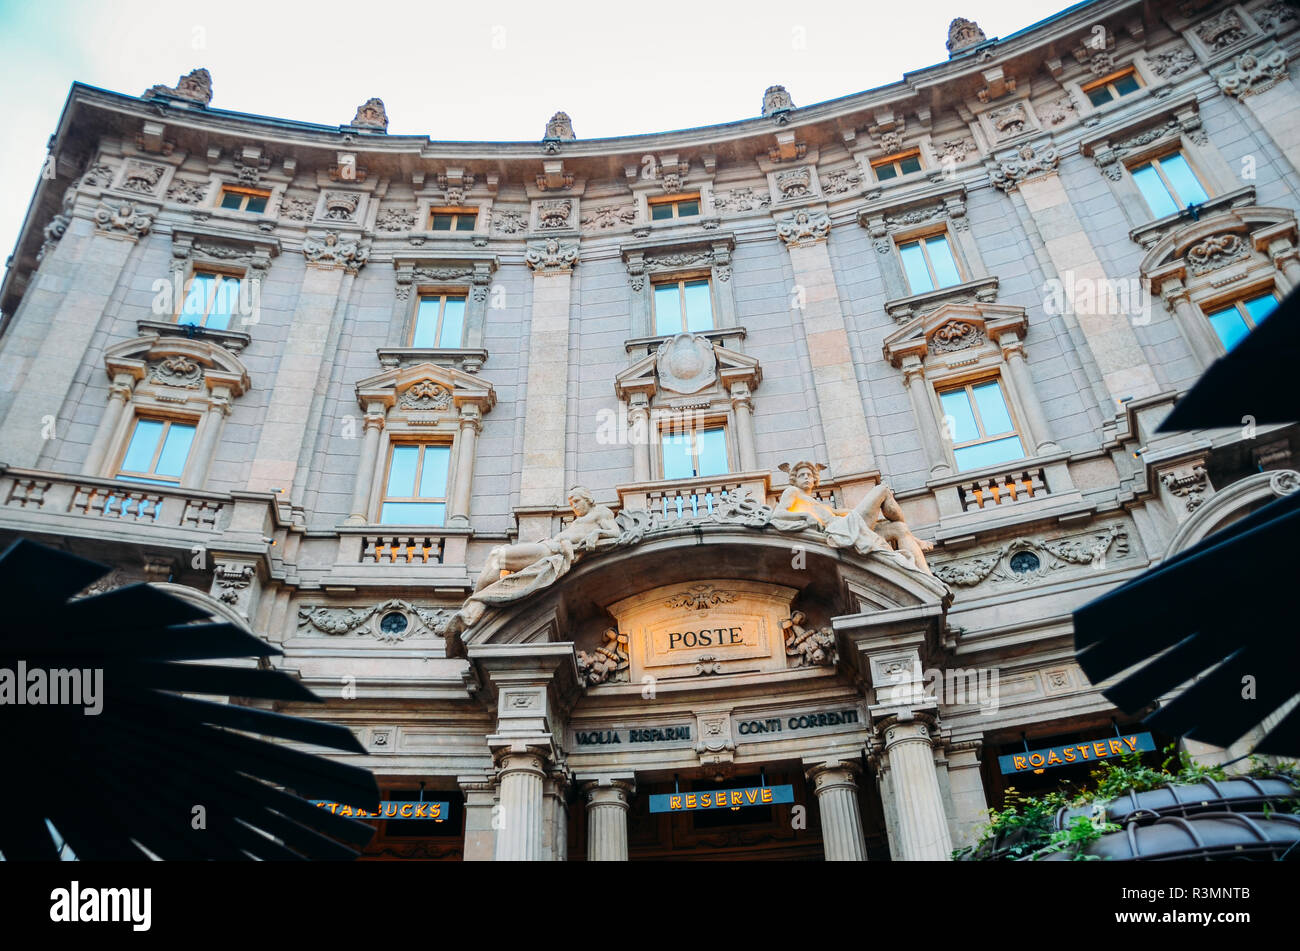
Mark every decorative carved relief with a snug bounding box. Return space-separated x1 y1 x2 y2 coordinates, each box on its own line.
491 209 528 235
1217 46 1288 97
376 207 417 232
655 334 717 394
297 599 449 642
665 584 737 610
94 201 153 238
821 166 863 195
321 191 361 222
580 204 635 231
144 68 213 104
148 355 203 389
411 265 473 281
1036 96 1076 127
928 320 985 353
782 611 837 667
775 209 831 247
81 162 116 189
1149 43 1197 77
524 238 578 272
1196 8 1250 52
987 102 1031 139
711 187 771 212
931 524 1129 587
938 137 978 163
1254 0 1298 34
302 231 369 271
214 564 254 604
278 196 314 221
1161 464 1209 511
119 160 168 196
576 628 629 685
536 198 574 230
544 111 576 141
351 97 388 131
165 178 208 204
398 379 453 411
775 167 814 201
990 141 1060 191
1187 233 1250 273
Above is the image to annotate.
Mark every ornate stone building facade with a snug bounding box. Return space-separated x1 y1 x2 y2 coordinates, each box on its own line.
1 0 1298 860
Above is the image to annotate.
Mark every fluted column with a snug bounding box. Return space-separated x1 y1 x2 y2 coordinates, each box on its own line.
807 761 867 861
882 716 953 861
344 403 385 525
583 778 634 861
729 383 758 471
183 386 232 487
449 404 481 525
900 357 951 478
81 375 134 476
628 395 651 482
493 745 548 861
997 334 1059 454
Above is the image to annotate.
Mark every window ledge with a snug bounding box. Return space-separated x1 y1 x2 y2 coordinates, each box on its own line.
137 319 251 354
406 231 489 249
1129 186 1257 249
377 347 489 373
885 276 999 324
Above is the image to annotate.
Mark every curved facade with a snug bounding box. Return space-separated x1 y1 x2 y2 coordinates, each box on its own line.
1 0 1298 860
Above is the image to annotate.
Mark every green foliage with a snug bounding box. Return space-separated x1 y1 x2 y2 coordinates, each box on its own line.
952 743 1290 861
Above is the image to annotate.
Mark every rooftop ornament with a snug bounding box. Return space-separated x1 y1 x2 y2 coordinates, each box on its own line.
946 17 988 56
349 97 389 132
143 67 213 106
542 111 575 152
761 85 795 124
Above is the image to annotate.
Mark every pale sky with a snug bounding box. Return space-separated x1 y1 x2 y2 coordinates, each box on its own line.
0 0 1067 270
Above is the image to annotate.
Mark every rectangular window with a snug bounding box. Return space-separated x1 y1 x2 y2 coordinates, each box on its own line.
1082 67 1143 107
217 186 271 214
411 294 467 348
1204 291 1279 351
178 271 243 331
661 425 729 480
379 443 451 525
652 278 713 335
648 193 702 221
116 417 196 485
428 208 477 231
938 379 1026 472
872 150 924 182
898 234 962 294
1130 152 1209 218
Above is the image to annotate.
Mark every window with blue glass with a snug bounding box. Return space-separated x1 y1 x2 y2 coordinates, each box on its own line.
1083 67 1142 107
1130 152 1209 219
653 278 713 335
1203 292 1279 351
116 417 196 485
898 234 962 294
179 271 243 331
379 443 451 525
938 379 1026 472
661 426 729 480
649 193 701 221
411 294 467 348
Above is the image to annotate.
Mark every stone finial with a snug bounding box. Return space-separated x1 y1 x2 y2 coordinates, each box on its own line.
143 68 213 105
544 111 575 141
762 85 795 119
946 18 987 55
351 97 389 131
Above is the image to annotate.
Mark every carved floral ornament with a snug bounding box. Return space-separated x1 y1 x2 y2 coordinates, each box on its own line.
524 239 578 272
1196 8 1252 53
1186 232 1250 274
927 320 985 353
147 355 203 389
775 209 831 247
1216 46 1289 98
297 599 449 643
990 140 1060 192
666 584 737 610
931 525 1129 587
399 378 453 410
302 231 369 271
119 160 168 196
94 201 154 239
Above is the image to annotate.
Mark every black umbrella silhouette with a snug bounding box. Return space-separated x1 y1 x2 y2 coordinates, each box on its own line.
0 538 379 859
1073 287 1300 755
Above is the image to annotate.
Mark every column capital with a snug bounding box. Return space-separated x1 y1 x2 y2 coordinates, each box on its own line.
490 740 554 779
804 759 862 788
581 778 636 805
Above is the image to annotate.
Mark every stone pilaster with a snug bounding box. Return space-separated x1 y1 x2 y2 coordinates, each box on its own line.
459 778 497 861
582 777 635 861
518 243 577 527
450 404 482 525
80 374 135 476
944 741 989 851
776 219 877 478
344 402 385 525
806 760 867 861
879 714 953 861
